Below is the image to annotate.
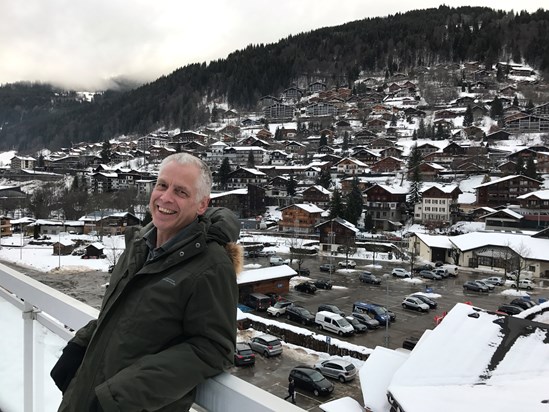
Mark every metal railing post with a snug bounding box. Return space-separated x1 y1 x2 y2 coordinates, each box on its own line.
22 301 38 412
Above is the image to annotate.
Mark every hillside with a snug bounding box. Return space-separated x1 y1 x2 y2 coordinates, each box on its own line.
1 5 549 152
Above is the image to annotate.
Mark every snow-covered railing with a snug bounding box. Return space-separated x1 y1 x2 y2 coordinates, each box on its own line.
0 263 304 412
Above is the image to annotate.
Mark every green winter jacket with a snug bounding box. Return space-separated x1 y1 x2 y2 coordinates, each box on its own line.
58 207 242 412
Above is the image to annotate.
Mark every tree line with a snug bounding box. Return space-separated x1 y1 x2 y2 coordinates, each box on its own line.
1 6 548 152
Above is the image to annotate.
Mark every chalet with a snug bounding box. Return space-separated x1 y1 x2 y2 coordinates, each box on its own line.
369 137 395 150
137 134 168 152
264 103 294 120
52 240 75 256
505 114 549 133
223 146 267 166
485 130 512 141
210 186 265 219
475 175 543 208
278 203 324 234
497 160 518 175
258 95 281 107
414 184 462 224
269 150 290 166
354 129 378 142
416 143 439 157
84 242 105 259
226 167 268 189
370 156 404 173
334 157 368 175
517 189 549 230
11 155 36 170
305 102 338 117
256 128 273 140
302 185 331 208
533 102 549 117
284 141 306 154
307 81 327 93
237 266 296 304
365 118 387 133
480 208 524 231
452 96 476 107
173 130 208 144
78 211 141 236
410 162 446 181
442 142 467 156
352 149 381 166
281 87 303 101
379 146 403 159
316 218 358 254
364 184 408 230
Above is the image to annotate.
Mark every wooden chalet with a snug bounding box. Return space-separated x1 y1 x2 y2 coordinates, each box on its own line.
302 185 331 209
278 204 324 234
475 175 543 207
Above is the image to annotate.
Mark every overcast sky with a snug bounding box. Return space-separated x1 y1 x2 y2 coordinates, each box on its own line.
1 1 545 91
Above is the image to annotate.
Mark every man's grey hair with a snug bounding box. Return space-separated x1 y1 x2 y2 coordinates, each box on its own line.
159 153 212 201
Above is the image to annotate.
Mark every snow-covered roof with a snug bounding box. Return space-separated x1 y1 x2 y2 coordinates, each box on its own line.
239 167 267 176
420 183 460 194
474 174 542 189
449 232 549 260
517 189 549 201
482 208 523 220
375 184 409 195
237 264 296 285
210 189 248 199
414 233 453 249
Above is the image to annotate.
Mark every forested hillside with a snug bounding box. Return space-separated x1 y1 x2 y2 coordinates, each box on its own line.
1 5 548 152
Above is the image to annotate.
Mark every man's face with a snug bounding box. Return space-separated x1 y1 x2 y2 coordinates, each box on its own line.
149 161 209 244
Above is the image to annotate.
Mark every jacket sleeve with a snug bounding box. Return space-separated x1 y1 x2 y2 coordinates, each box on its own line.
69 319 97 348
95 252 238 411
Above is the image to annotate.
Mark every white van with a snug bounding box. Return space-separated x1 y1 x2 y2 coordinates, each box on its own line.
315 311 355 336
269 256 285 266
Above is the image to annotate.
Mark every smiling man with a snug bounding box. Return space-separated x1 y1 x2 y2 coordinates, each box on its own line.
51 153 243 412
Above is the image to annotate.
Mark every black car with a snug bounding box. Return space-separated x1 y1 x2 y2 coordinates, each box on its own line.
319 263 336 273
350 312 380 330
289 366 334 397
345 316 368 333
510 298 537 310
410 294 438 309
286 305 316 325
234 342 255 366
295 281 317 294
358 271 381 285
314 279 333 290
497 304 524 316
318 303 345 317
413 264 435 273
296 267 311 276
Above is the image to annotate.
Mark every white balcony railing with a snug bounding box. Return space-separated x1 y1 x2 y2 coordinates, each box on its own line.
0 263 304 412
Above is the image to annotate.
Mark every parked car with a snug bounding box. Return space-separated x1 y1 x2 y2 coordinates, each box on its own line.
507 270 534 281
286 305 316 325
313 279 333 290
371 304 397 322
463 280 489 292
314 358 357 382
350 312 380 330
483 276 505 286
510 298 537 310
345 316 368 333
391 267 411 278
317 304 345 317
419 270 442 280
358 271 381 285
434 261 444 267
315 311 355 336
510 279 535 290
295 267 311 276
319 263 336 273
289 366 334 397
269 256 285 266
338 260 356 269
234 342 255 366
410 294 438 309
433 268 449 278
248 334 283 357
474 280 495 291
413 264 434 273
497 304 524 316
295 281 317 294
267 300 293 317
402 296 430 312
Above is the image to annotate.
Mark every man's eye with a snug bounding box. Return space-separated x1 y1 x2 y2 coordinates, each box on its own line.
176 189 188 197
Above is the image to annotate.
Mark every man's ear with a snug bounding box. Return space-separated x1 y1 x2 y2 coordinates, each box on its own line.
197 197 210 216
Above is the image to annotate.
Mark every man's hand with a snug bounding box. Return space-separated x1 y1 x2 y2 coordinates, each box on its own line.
50 342 86 393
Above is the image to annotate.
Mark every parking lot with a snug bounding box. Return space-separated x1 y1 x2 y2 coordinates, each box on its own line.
233 255 546 410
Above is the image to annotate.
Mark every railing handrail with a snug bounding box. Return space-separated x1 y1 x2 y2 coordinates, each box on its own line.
0 262 306 412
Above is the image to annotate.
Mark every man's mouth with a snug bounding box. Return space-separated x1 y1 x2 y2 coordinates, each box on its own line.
158 206 176 215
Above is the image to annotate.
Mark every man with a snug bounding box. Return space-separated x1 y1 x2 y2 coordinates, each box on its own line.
51 153 242 411
284 378 296 404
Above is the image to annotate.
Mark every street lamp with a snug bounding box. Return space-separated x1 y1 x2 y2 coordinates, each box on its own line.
382 274 390 348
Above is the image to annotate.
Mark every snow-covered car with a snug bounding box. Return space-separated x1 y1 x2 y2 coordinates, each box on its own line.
337 260 356 269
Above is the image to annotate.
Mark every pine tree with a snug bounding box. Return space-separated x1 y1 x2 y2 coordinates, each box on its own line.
318 134 328 149
328 188 345 219
513 96 519 107
490 97 504 120
247 151 255 168
417 118 426 139
526 100 535 113
217 157 231 189
463 104 474 127
525 157 539 180
342 131 349 153
344 177 364 225
100 140 112 163
286 175 297 197
407 144 423 208
515 156 525 175
316 168 332 189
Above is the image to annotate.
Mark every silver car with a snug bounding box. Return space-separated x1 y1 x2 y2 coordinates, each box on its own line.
248 334 283 357
314 358 357 382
